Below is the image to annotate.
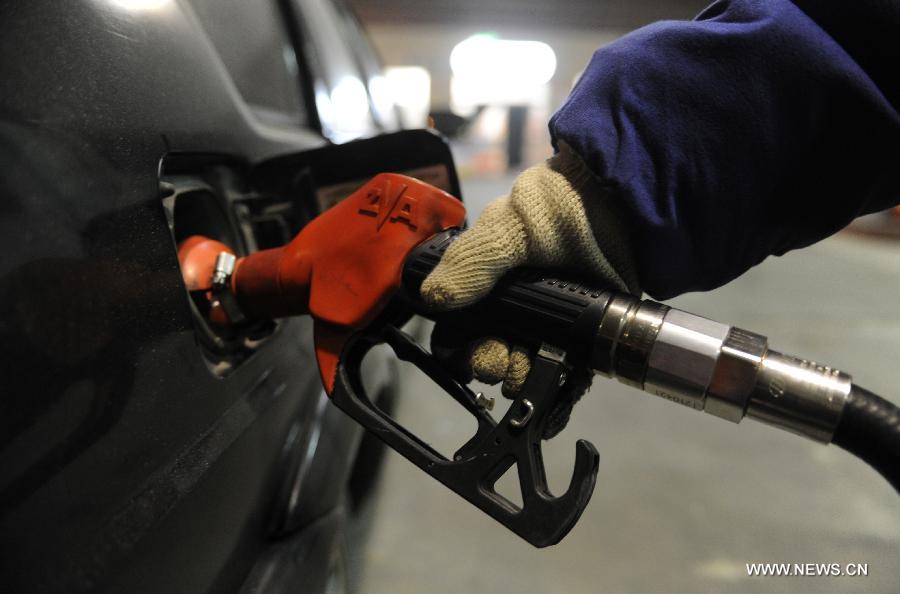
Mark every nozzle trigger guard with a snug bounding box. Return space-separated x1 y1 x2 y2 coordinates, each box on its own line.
329 325 600 547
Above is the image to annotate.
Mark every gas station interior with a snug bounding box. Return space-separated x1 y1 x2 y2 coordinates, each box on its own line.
343 0 900 592
1 1 897 592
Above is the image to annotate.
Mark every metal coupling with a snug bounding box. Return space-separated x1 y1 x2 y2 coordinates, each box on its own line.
643 309 731 412
745 351 851 443
212 252 237 289
705 327 768 422
591 295 851 442
592 295 668 387
211 251 246 324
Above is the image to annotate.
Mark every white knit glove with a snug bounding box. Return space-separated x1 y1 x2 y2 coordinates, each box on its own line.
421 143 640 404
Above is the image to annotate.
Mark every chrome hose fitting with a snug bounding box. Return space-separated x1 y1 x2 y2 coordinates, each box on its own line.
211 251 246 324
592 296 851 443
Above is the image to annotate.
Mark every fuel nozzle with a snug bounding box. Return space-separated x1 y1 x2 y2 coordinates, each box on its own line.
591 295 851 443
403 230 853 444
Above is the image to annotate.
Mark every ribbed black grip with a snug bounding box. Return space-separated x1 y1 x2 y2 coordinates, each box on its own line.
402 230 614 365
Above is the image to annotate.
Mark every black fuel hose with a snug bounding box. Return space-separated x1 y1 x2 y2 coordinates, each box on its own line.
831 385 900 492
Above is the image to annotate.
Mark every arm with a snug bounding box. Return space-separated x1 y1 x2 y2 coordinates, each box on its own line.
551 0 900 299
422 0 899 405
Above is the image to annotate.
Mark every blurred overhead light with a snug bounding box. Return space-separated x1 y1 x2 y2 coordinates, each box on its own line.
329 76 371 142
367 74 399 129
331 76 369 119
385 66 431 128
315 83 335 135
107 0 171 10
450 35 556 112
450 35 557 87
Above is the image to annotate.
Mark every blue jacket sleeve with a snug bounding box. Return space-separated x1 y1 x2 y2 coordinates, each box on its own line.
549 0 900 300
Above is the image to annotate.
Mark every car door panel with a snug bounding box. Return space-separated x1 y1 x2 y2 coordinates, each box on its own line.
0 1 379 591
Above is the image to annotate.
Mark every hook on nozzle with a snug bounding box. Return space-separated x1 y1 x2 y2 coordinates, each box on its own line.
328 327 599 547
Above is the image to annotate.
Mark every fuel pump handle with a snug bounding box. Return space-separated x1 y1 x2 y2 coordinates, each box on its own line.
178 173 899 548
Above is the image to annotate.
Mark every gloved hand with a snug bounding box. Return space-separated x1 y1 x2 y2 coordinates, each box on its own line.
420 142 640 437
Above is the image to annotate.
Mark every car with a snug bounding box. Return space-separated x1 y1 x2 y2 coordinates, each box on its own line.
0 1 458 592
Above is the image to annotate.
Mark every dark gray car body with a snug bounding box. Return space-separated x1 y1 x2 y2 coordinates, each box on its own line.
0 0 397 591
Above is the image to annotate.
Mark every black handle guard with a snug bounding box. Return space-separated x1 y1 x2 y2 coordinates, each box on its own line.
330 324 599 547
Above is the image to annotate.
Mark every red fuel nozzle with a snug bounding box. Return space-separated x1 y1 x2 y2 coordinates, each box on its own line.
177 173 466 391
